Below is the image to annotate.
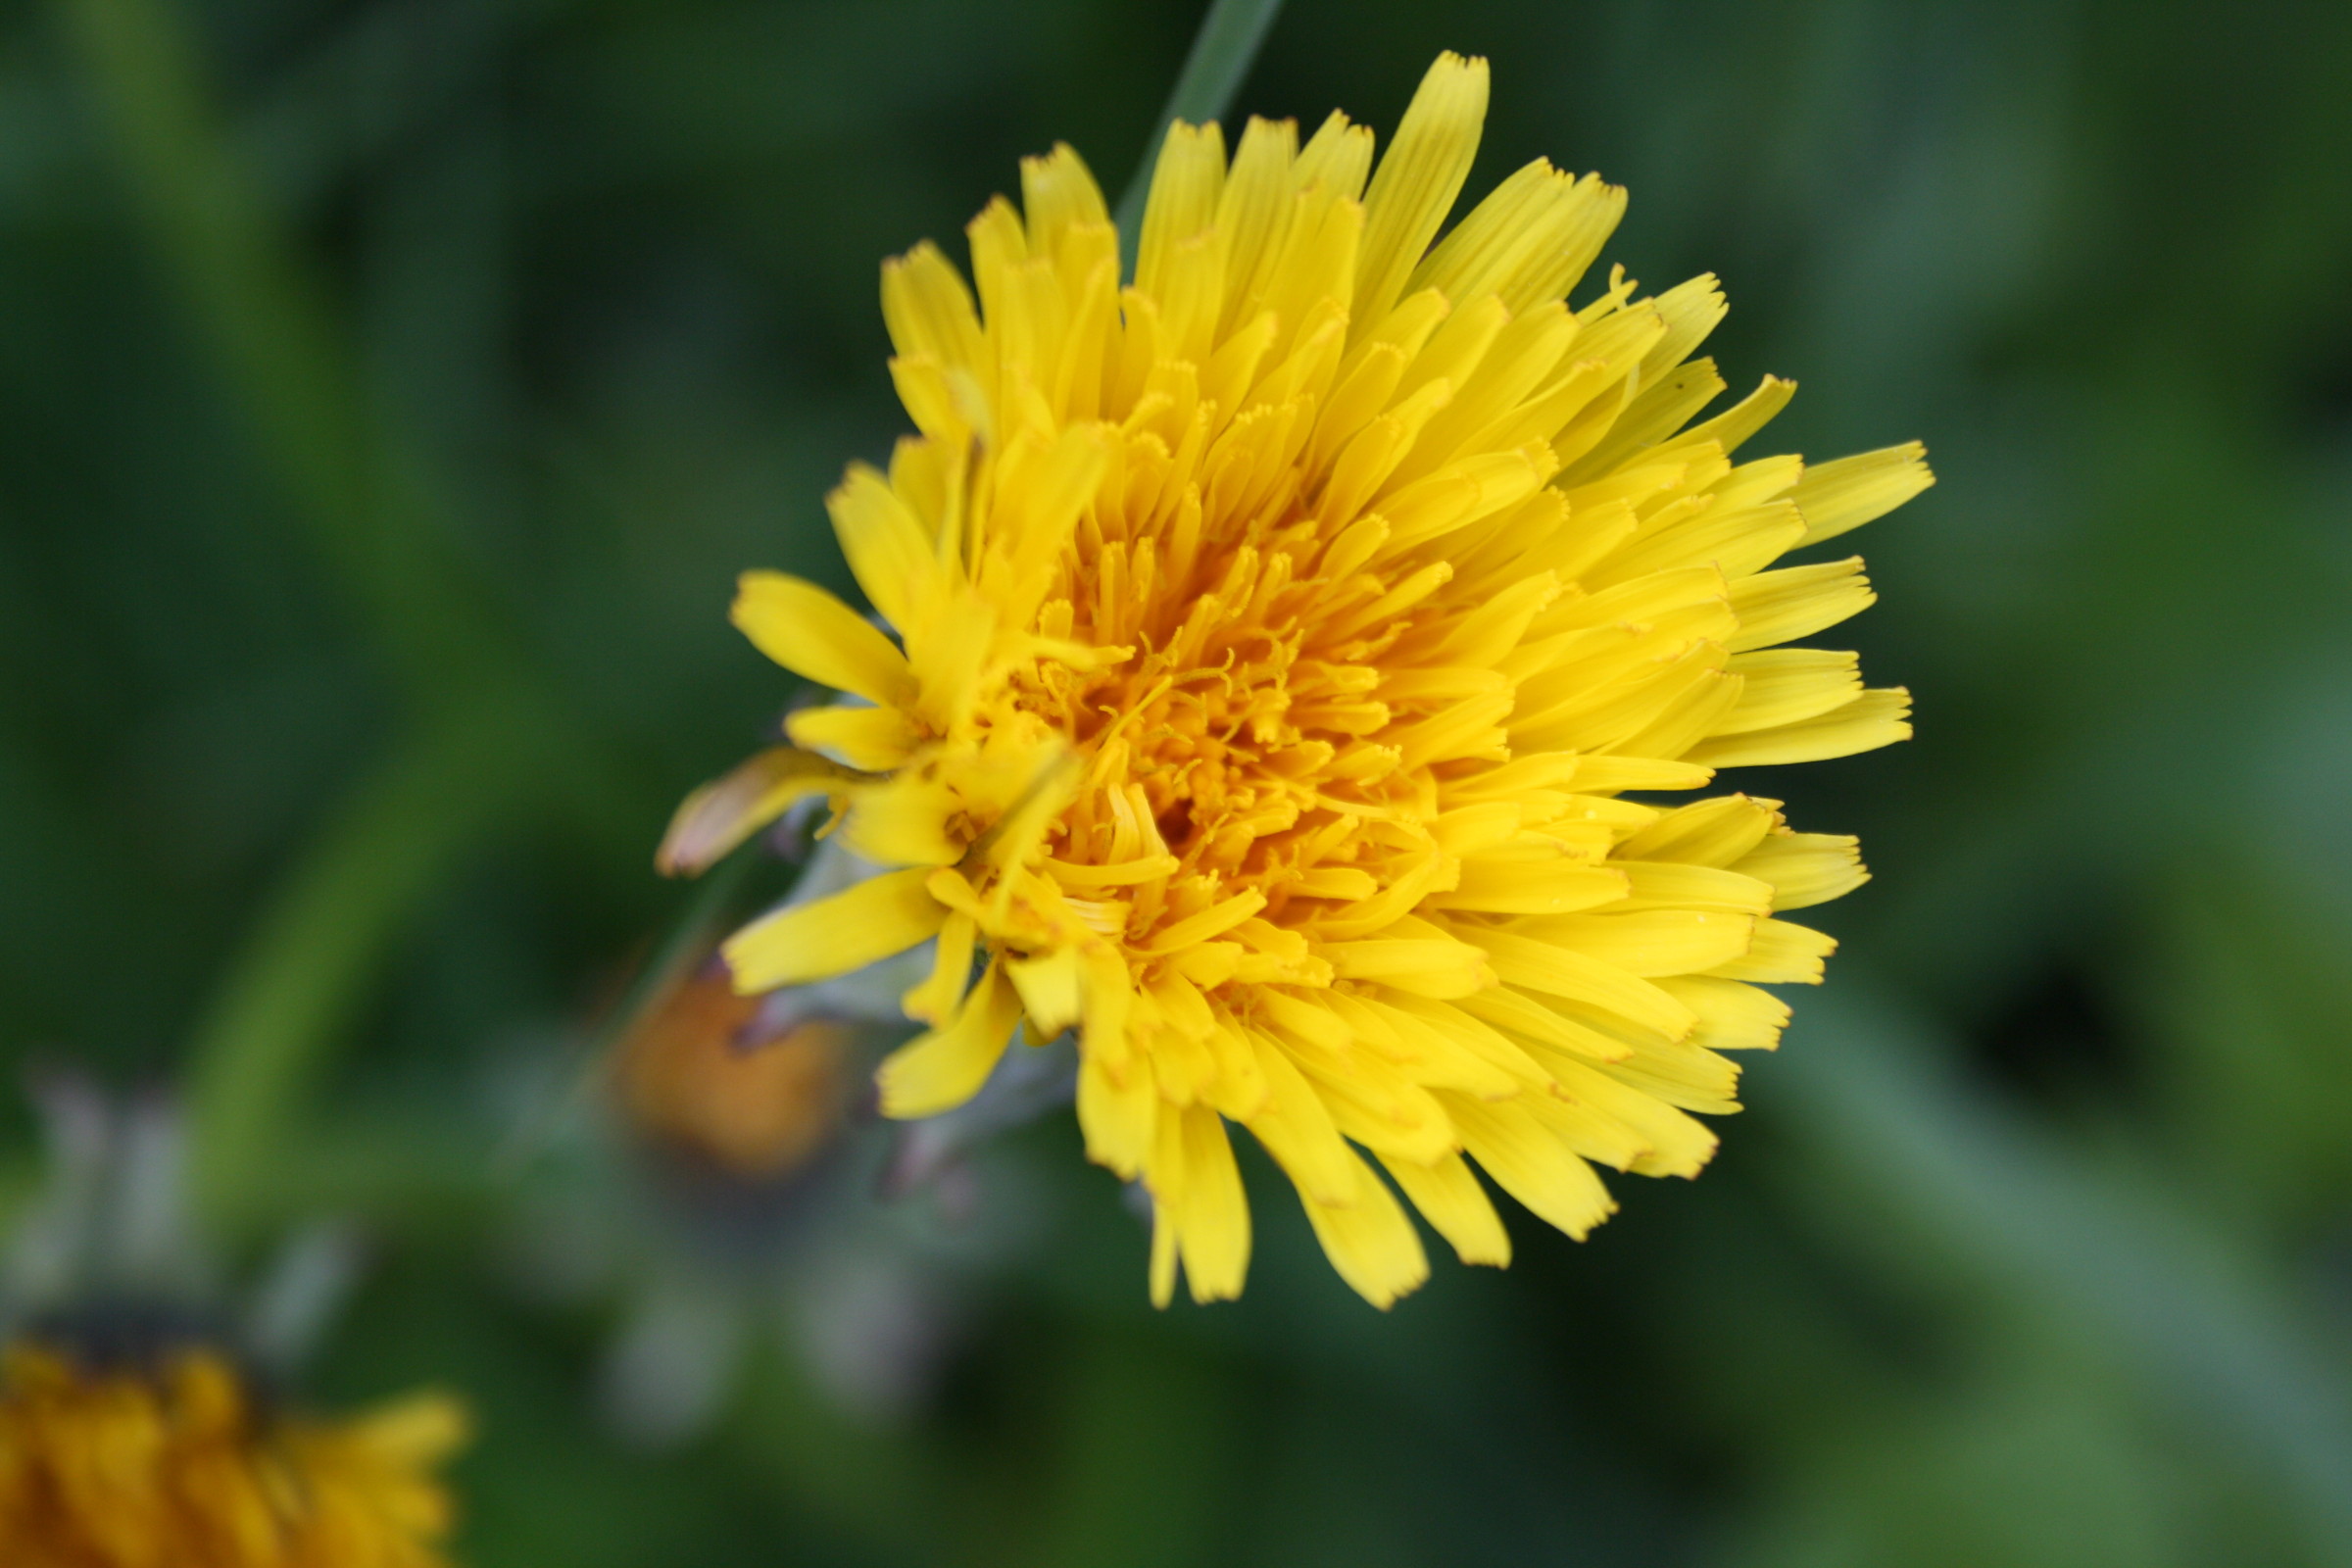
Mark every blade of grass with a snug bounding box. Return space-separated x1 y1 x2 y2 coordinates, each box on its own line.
184 693 541 1229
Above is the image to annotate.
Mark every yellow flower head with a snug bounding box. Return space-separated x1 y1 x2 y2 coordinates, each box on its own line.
0 1344 466 1567
662 53 1931 1307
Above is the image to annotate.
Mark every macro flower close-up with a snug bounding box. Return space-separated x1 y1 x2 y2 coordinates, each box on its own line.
8 0 2350 1561
663 52 1931 1308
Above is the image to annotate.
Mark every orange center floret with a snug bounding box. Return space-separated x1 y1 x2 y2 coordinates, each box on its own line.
1021 484 1465 967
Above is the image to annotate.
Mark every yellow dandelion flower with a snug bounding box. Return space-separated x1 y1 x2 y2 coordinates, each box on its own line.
662 52 1931 1308
0 1344 467 1566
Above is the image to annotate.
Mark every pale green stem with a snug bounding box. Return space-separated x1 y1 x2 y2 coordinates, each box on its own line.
1113 0 1289 270
185 695 540 1228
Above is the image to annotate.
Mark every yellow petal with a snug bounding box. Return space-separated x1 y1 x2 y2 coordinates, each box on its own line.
1298 1149 1429 1308
1360 993 1543 1095
1716 649 1865 735
1726 557 1876 652
347 1391 470 1465
1214 116 1300 336
1020 140 1111 258
1282 1032 1457 1167
1078 943 1134 1064
1657 373 1797 461
1381 1150 1511 1267
1241 1031 1357 1206
1005 946 1084 1037
1135 120 1225 308
1657 975 1789 1052
1200 1016 1271 1120
1735 831 1868 911
839 770 964 866
1706 916 1837 984
1142 889 1267 955
1141 167 1228 367
1636 273 1732 385
1354 52 1490 331
722 867 946 993
1617 795 1779 865
1427 858 1629 915
731 570 915 706
1544 1056 1721 1172
1790 442 1935 545
878 959 1021 1118
1606 861 1778 916
1568 755 1715 793
1412 160 1624 317
1444 1092 1617 1240
1589 1032 1742 1120
902 910 977 1025
1317 935 1494 997
1451 984 1632 1065
1685 687 1912 768
1076 1050 1155 1179
825 465 941 632
1580 491 1803 590
880 239 985 372
1175 1104 1251 1303
1294 108 1374 202
787 704 923 771
1522 909 1758 977
1150 1195 1181 1309
1472 928 1696 1040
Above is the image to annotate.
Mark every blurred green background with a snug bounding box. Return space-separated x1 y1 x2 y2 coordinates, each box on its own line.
5 0 2352 1562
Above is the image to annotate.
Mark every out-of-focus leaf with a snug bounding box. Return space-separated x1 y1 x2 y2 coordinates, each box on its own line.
1756 976 2352 1561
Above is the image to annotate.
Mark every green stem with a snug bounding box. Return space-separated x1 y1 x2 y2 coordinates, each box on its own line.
186 696 534 1230
1113 0 1289 270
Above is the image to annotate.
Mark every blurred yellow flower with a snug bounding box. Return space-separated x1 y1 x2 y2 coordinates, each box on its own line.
0 1346 466 1567
613 964 854 1180
663 52 1930 1307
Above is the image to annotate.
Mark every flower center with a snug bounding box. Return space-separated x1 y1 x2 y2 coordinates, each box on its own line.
1017 514 1437 952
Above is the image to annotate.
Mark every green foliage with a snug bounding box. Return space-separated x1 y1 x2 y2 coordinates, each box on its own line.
2 0 2350 1562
